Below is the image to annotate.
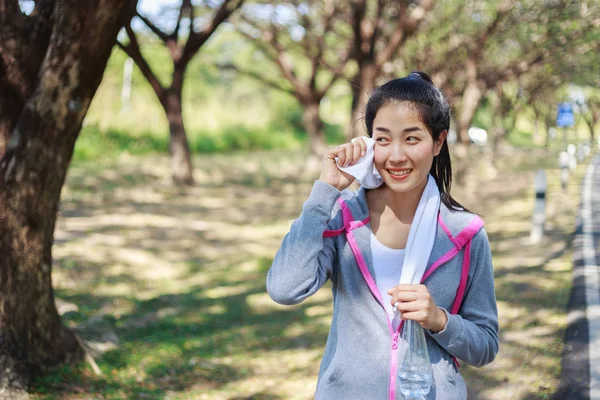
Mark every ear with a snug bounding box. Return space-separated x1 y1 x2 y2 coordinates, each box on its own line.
434 130 448 156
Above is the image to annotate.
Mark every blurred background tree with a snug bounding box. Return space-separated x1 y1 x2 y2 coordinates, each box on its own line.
231 0 353 158
346 0 433 138
118 0 245 185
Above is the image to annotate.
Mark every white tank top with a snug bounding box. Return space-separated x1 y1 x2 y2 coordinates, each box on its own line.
370 231 405 319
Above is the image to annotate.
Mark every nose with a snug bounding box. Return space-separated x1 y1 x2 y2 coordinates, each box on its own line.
388 142 408 164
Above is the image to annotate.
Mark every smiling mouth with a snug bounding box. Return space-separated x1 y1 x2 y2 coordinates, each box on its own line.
388 168 412 177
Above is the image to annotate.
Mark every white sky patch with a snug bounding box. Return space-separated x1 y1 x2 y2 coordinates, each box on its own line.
18 0 34 15
139 0 181 16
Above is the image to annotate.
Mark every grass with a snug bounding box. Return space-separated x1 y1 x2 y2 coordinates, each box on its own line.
30 146 591 399
73 120 347 164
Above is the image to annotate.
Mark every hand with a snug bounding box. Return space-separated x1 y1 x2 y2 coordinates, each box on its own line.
387 284 448 333
318 137 368 191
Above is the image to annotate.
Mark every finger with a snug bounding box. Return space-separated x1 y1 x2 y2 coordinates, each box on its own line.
393 284 427 292
325 145 342 160
351 137 368 156
388 285 415 296
337 146 347 166
342 144 354 166
394 298 429 313
351 141 363 164
388 286 426 298
391 292 421 304
399 310 428 324
356 136 367 156
392 295 432 311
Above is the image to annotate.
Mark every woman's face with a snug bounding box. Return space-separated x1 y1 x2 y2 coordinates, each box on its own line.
372 102 446 195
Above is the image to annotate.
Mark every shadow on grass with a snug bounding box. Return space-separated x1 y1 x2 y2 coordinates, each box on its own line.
36 280 331 399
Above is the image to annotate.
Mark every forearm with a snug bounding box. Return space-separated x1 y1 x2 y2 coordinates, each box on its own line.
266 180 341 305
430 308 499 367
429 230 499 366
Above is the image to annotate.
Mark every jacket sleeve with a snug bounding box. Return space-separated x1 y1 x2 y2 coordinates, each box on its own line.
266 180 342 305
429 228 500 367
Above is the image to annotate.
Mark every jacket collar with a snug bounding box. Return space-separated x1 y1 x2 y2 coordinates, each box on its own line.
341 187 480 273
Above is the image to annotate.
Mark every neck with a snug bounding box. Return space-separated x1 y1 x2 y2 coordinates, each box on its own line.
368 178 428 223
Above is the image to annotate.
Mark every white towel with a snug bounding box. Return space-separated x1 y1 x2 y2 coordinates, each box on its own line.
392 175 440 328
336 137 383 189
336 137 440 328
397 174 440 285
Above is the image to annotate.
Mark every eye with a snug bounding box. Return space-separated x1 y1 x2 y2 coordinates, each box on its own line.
406 136 420 143
375 136 389 144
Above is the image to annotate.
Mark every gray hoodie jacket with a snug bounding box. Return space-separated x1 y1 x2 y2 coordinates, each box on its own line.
267 180 499 399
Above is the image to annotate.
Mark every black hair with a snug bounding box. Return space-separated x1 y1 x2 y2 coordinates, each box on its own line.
364 71 467 212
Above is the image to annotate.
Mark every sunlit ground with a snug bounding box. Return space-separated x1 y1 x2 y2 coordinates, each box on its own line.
30 146 588 399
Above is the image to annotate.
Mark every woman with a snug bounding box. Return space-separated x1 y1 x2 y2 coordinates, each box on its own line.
266 72 499 399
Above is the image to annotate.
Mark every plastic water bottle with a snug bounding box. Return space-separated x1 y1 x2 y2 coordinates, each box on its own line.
398 369 433 397
398 319 434 398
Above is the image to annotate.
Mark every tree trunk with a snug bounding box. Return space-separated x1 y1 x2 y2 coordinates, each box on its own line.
161 71 194 185
584 116 596 144
489 91 503 162
533 118 540 144
0 0 136 392
456 59 482 144
544 121 551 148
457 85 482 144
302 100 326 158
348 62 379 139
532 107 543 146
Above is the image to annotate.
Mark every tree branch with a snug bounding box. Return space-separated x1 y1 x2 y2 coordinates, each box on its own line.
236 24 280 61
236 1 352 105
272 42 303 95
309 0 338 90
136 11 170 43
368 0 385 58
319 33 354 91
199 0 243 40
187 0 195 41
249 5 304 95
471 0 513 59
296 5 317 80
319 72 342 100
351 0 367 62
172 0 191 39
117 24 166 101
218 62 295 96
375 0 433 68
180 0 244 67
240 23 302 96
